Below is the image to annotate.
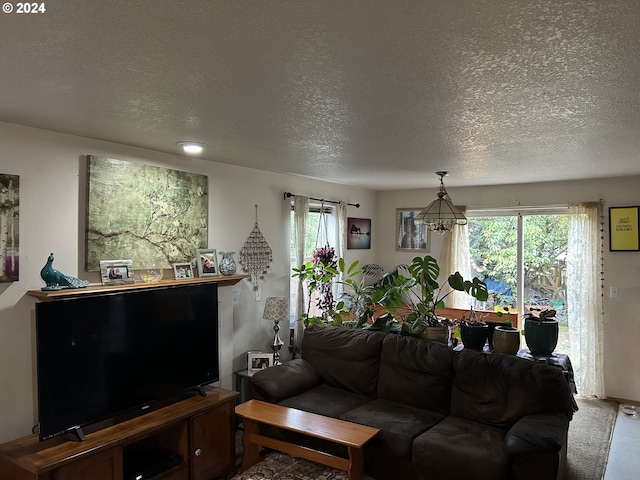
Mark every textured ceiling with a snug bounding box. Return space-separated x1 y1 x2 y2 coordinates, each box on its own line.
1 0 639 189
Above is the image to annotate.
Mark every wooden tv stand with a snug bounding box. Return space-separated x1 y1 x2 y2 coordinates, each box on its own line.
0 387 238 480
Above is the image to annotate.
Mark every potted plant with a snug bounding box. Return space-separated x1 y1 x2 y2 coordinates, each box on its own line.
456 307 489 350
371 255 488 343
523 308 559 357
493 306 521 355
291 244 372 328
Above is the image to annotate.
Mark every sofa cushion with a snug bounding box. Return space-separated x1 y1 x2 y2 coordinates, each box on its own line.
377 334 453 414
340 398 445 459
413 415 508 480
451 349 574 428
279 383 372 418
301 325 386 397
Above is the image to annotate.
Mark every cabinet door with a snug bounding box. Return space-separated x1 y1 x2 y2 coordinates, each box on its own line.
190 400 234 480
52 447 122 480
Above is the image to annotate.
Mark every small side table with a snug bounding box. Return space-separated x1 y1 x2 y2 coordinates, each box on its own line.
234 369 254 404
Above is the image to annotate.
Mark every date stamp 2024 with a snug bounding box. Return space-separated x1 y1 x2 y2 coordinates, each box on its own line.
3 2 47 14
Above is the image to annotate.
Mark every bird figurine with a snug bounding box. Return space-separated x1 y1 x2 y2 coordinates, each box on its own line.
40 253 90 291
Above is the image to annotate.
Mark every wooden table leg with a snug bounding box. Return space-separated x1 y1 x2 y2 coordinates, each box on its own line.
240 418 261 472
347 446 364 480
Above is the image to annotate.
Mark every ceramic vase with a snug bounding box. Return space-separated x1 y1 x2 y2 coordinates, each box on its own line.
218 251 237 276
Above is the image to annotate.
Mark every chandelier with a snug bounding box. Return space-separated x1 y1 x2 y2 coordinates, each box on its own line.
414 171 467 234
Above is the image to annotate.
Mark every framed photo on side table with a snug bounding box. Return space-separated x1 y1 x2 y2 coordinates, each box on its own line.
196 249 220 277
248 352 274 376
99 259 135 285
396 208 430 252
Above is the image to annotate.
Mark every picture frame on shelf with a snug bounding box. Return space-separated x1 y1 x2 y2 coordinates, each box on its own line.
99 259 135 285
247 352 274 376
609 206 640 251
395 208 430 252
196 249 220 277
172 262 194 280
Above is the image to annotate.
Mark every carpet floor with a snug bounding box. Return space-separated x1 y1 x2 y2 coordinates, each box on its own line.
232 397 618 480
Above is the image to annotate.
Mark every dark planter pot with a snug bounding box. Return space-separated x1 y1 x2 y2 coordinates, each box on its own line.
524 318 559 357
460 324 488 350
493 326 521 355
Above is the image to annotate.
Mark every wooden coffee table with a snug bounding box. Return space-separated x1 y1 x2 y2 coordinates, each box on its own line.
235 400 379 480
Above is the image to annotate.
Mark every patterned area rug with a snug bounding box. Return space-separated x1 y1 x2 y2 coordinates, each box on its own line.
231 452 374 480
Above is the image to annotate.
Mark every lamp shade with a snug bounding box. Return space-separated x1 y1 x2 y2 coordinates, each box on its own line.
263 297 288 322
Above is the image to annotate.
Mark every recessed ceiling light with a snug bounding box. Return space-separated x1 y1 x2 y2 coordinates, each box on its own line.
177 142 206 155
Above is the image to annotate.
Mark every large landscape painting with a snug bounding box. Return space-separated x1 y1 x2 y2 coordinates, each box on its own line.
86 156 208 271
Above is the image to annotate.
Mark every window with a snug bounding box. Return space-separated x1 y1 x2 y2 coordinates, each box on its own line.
468 207 570 353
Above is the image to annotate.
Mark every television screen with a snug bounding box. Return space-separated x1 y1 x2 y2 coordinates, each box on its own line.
35 283 219 441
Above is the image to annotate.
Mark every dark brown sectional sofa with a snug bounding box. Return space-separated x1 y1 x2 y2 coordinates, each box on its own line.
251 324 576 480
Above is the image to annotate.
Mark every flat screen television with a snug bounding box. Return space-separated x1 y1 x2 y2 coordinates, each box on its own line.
35 283 219 441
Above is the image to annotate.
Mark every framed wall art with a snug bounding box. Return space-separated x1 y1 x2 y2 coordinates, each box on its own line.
99 259 135 285
196 249 219 277
609 206 640 251
85 156 208 271
396 208 430 252
347 217 371 249
0 174 19 282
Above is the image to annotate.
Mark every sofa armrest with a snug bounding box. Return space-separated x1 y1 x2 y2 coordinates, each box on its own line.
250 358 322 403
505 413 569 456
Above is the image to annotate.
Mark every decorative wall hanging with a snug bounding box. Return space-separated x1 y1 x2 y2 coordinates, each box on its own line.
0 174 19 282
347 217 371 249
609 206 640 251
85 156 208 271
239 205 273 291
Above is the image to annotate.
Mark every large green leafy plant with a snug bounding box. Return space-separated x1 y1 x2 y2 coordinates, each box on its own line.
372 255 489 335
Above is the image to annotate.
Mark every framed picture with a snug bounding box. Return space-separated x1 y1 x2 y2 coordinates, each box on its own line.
173 262 194 280
99 259 135 285
396 208 430 252
196 249 220 277
609 206 640 251
347 217 371 249
248 352 274 376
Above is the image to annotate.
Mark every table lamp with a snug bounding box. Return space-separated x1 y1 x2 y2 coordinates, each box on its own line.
263 296 288 365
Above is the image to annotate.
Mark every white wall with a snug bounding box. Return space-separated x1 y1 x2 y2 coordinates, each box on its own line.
376 177 640 403
0 122 376 443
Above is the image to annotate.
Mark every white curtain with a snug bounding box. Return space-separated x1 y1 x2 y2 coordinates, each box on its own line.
336 201 348 294
441 206 473 308
293 195 309 354
567 202 605 397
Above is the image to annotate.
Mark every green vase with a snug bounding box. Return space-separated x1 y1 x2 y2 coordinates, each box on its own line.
524 318 559 357
460 324 488 350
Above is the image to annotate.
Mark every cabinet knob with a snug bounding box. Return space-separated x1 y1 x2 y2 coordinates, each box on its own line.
194 448 202 456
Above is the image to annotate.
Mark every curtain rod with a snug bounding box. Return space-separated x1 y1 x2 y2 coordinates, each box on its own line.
283 192 360 208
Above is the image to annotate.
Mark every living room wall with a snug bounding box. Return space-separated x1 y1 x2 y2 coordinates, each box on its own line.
376 177 640 404
1 120 638 444
0 121 376 443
